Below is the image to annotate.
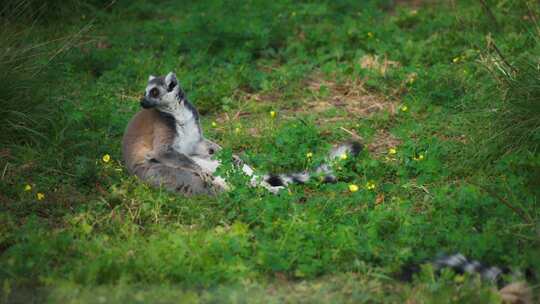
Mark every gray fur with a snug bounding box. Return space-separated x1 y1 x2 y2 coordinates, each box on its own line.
129 143 228 196
399 253 531 303
145 164 217 196
431 253 520 286
121 72 227 196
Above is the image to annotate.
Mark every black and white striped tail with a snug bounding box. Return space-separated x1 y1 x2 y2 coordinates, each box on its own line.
399 253 533 303
399 253 514 288
260 141 363 189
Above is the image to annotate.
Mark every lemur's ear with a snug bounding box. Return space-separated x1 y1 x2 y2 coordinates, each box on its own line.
148 75 156 81
171 82 181 97
165 72 178 92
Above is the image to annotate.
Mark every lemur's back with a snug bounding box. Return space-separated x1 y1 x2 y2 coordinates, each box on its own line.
122 109 173 176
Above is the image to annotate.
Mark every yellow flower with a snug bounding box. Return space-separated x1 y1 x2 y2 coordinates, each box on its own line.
306 152 313 158
414 153 425 161
270 111 277 118
365 181 376 190
454 275 465 283
24 184 32 192
234 127 240 133
400 105 408 112
367 32 374 38
36 192 45 201
340 153 348 160
102 154 111 163
211 121 217 127
388 148 397 155
452 57 460 63
349 184 359 192
408 74 417 85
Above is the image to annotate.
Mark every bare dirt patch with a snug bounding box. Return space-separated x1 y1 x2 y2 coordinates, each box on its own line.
360 55 401 76
367 129 401 155
339 126 401 156
303 71 398 122
212 65 403 154
301 67 404 155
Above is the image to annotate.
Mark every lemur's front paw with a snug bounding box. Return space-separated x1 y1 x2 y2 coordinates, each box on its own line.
213 176 230 192
249 176 284 194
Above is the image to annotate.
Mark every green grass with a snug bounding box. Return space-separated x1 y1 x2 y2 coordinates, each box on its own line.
1 0 539 303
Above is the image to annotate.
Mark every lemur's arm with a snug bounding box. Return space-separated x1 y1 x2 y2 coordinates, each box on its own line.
140 119 200 171
149 120 175 158
149 146 204 172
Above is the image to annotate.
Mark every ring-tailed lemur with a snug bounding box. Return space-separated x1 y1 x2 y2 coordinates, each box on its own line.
122 72 361 196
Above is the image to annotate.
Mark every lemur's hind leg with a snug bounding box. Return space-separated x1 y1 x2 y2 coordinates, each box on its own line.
144 163 220 196
148 146 201 170
138 147 226 195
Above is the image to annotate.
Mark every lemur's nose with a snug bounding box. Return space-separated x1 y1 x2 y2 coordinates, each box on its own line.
140 97 155 109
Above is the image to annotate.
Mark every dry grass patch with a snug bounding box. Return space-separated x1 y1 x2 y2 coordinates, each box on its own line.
360 54 401 76
210 92 283 138
339 127 401 156
303 71 402 156
304 72 398 122
368 129 402 156
210 69 403 156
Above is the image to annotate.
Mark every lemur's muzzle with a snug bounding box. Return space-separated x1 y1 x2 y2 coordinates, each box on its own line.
140 97 156 109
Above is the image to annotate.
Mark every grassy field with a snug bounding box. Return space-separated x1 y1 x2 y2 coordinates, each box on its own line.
1 0 539 303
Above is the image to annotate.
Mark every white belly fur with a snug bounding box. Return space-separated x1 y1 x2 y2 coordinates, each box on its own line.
192 156 221 173
172 121 201 155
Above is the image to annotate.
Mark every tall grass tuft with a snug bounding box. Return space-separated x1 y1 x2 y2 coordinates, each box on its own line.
477 1 540 158
0 4 48 145
0 1 89 146
1 0 114 23
496 60 540 153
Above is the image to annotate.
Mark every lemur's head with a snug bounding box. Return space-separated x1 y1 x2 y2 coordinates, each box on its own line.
140 72 185 110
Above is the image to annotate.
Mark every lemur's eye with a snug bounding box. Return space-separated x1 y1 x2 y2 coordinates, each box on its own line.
150 88 159 98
